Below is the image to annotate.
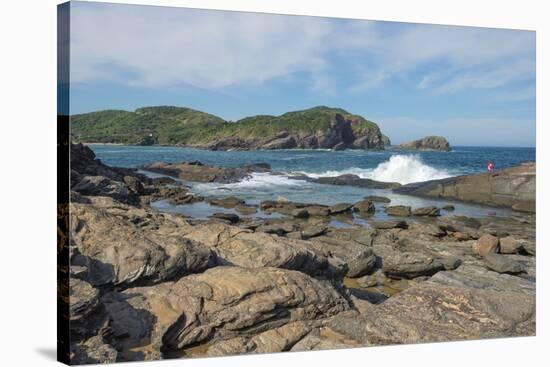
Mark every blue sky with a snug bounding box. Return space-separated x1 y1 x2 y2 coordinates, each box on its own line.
68 1 536 147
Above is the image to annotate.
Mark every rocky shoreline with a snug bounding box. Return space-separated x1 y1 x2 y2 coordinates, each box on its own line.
66 144 535 364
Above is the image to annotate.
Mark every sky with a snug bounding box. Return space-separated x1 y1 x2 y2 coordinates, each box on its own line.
67 1 536 147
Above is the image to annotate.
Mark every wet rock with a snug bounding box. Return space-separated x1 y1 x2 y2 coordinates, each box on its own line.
371 220 408 229
210 212 240 223
329 203 354 215
234 204 258 215
385 205 411 217
472 234 500 256
356 269 387 288
313 174 400 189
353 199 375 214
395 163 535 213
208 196 245 208
364 195 391 203
412 206 440 217
442 205 455 211
292 208 310 218
143 161 255 183
484 253 524 274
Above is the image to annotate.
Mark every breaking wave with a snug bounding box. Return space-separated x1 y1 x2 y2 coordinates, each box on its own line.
305 154 452 185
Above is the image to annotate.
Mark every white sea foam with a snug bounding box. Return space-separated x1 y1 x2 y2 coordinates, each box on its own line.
193 172 309 195
305 154 452 185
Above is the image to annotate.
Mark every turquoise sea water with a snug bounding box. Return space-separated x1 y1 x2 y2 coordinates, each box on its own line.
88 145 535 219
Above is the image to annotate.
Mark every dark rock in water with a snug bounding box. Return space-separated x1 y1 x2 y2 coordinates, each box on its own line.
143 161 255 183
412 206 440 217
371 220 408 229
397 136 451 151
234 204 258 215
353 199 376 214
210 212 240 223
208 196 245 208
484 253 524 274
472 234 500 256
332 142 346 151
442 205 455 211
364 195 391 203
394 163 535 213
385 205 411 217
329 203 354 214
356 269 387 288
312 174 401 189
292 208 310 218
242 163 272 172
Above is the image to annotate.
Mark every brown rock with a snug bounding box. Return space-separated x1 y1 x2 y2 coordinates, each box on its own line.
472 234 500 256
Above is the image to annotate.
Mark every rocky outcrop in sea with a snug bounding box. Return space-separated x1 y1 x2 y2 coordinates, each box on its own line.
395 162 535 212
397 135 451 151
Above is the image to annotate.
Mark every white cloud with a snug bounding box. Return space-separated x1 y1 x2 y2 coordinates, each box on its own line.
70 2 535 96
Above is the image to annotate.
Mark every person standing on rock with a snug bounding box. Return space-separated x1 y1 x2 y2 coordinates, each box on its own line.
487 160 494 173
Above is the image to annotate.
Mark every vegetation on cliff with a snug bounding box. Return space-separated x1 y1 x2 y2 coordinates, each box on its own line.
71 105 385 150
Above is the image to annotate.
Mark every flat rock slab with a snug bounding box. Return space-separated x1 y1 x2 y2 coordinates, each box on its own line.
361 266 535 344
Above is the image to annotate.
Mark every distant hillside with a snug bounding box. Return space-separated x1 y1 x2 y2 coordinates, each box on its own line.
71 105 387 150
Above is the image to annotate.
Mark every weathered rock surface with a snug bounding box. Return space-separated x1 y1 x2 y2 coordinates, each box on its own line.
385 205 411 217
353 199 376 214
114 267 350 352
484 253 524 274
397 135 451 151
181 222 340 276
412 206 440 217
395 163 535 213
70 198 217 287
309 174 400 189
143 161 268 183
360 266 535 344
472 234 500 256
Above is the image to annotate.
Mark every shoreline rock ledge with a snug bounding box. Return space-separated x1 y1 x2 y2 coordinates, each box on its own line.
397 136 451 151
394 162 535 213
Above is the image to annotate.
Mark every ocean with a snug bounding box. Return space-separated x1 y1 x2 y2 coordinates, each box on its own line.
88 145 535 220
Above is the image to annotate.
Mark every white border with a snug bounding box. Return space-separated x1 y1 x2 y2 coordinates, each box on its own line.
0 1 546 366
